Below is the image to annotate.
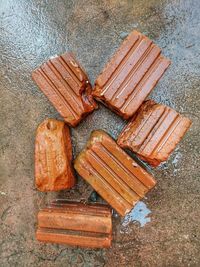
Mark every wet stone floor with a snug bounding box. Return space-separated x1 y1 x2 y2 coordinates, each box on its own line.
0 0 200 266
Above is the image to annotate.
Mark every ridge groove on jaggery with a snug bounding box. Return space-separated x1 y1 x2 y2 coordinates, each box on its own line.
100 34 146 94
129 106 165 146
45 204 111 217
47 60 84 114
96 31 141 87
50 57 81 95
100 141 150 190
121 56 169 111
150 115 182 156
138 107 176 154
38 68 79 119
87 148 139 204
37 227 110 238
41 208 110 218
109 42 156 102
112 45 161 107
78 158 132 215
60 55 83 86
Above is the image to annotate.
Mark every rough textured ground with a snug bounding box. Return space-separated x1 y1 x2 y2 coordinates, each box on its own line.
0 0 200 266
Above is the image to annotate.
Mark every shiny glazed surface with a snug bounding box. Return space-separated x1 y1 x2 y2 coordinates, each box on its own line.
0 0 199 266
32 52 97 127
117 100 192 166
74 130 156 216
35 119 75 191
93 30 170 119
36 201 112 248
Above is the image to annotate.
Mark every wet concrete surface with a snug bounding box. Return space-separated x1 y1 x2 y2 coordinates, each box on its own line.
0 0 200 266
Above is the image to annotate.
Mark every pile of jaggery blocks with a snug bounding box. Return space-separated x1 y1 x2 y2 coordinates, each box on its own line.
32 30 192 248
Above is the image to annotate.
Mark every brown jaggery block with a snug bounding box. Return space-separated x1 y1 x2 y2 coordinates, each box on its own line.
35 119 75 191
74 130 156 216
32 52 97 127
92 30 171 119
117 100 192 167
36 201 112 248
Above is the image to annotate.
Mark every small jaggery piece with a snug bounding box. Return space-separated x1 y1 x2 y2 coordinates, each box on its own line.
36 200 112 248
74 130 156 216
92 30 170 119
32 52 97 127
35 119 75 191
117 100 192 167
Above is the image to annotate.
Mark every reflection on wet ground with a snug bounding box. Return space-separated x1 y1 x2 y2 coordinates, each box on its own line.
121 201 152 233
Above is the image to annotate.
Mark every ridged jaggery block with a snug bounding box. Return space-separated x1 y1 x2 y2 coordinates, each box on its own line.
36 201 112 248
117 100 192 167
74 130 156 216
93 30 171 119
35 119 75 191
32 52 97 127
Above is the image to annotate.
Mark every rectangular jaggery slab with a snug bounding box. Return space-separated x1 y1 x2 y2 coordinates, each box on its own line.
117 100 192 167
36 201 112 248
74 130 156 216
92 30 171 119
35 119 75 191
32 52 97 127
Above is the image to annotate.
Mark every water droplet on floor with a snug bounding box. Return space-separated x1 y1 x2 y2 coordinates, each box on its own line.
172 149 182 174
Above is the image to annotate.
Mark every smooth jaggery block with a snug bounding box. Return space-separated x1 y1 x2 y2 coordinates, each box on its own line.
35 119 75 191
36 201 112 248
32 52 97 127
117 100 192 167
74 130 156 216
92 30 171 119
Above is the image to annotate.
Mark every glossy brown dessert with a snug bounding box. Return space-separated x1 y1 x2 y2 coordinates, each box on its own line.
92 30 171 119
74 130 156 216
35 119 75 191
32 52 97 127
117 100 192 167
36 200 112 248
